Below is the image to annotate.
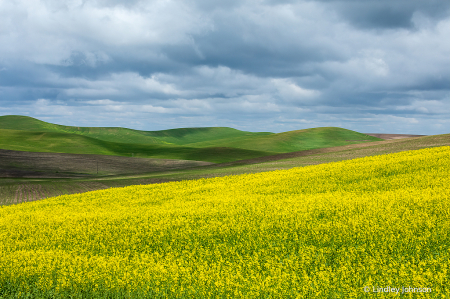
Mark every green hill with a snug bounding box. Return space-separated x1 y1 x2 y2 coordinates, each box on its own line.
185 127 381 152
0 128 275 163
0 115 270 145
0 115 383 161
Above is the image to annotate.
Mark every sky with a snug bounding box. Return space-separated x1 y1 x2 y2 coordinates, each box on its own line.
0 0 449 134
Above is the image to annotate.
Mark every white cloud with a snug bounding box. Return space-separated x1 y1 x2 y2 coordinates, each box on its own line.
140 105 170 114
85 99 117 105
394 99 450 114
271 78 320 102
33 99 73 116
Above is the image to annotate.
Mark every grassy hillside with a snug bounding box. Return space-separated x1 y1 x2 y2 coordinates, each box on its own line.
142 127 272 145
185 127 382 152
0 115 271 145
0 129 275 163
0 116 383 156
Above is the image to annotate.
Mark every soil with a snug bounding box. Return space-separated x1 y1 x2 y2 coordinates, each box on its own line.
0 149 213 178
364 134 427 140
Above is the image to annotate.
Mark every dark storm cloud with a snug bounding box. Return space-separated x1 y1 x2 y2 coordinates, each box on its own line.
0 0 449 134
311 0 450 29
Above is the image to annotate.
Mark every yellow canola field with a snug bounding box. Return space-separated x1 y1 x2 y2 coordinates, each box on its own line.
0 146 449 298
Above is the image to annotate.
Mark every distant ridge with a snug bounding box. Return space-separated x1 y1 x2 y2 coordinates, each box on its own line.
0 115 271 145
0 115 383 162
186 127 383 152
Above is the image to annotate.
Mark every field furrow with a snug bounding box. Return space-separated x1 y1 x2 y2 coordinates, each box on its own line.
14 185 22 204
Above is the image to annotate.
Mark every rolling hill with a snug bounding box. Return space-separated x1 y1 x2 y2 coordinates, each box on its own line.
0 115 383 162
0 115 271 145
184 127 381 152
0 128 275 163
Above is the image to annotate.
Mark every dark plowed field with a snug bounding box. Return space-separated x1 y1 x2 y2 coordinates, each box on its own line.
0 149 213 178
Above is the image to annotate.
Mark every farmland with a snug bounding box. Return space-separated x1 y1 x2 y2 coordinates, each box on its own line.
0 146 448 298
1 115 449 297
0 114 392 205
0 132 448 205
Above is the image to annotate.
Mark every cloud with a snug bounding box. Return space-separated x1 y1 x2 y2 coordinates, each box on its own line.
316 0 450 30
0 0 449 134
271 78 320 104
33 98 73 116
85 99 118 105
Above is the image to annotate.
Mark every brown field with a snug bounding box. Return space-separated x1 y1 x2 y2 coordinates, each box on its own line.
0 149 213 178
364 133 427 140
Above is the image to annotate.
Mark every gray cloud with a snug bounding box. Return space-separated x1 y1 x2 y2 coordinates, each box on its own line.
0 0 449 134
311 0 450 29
